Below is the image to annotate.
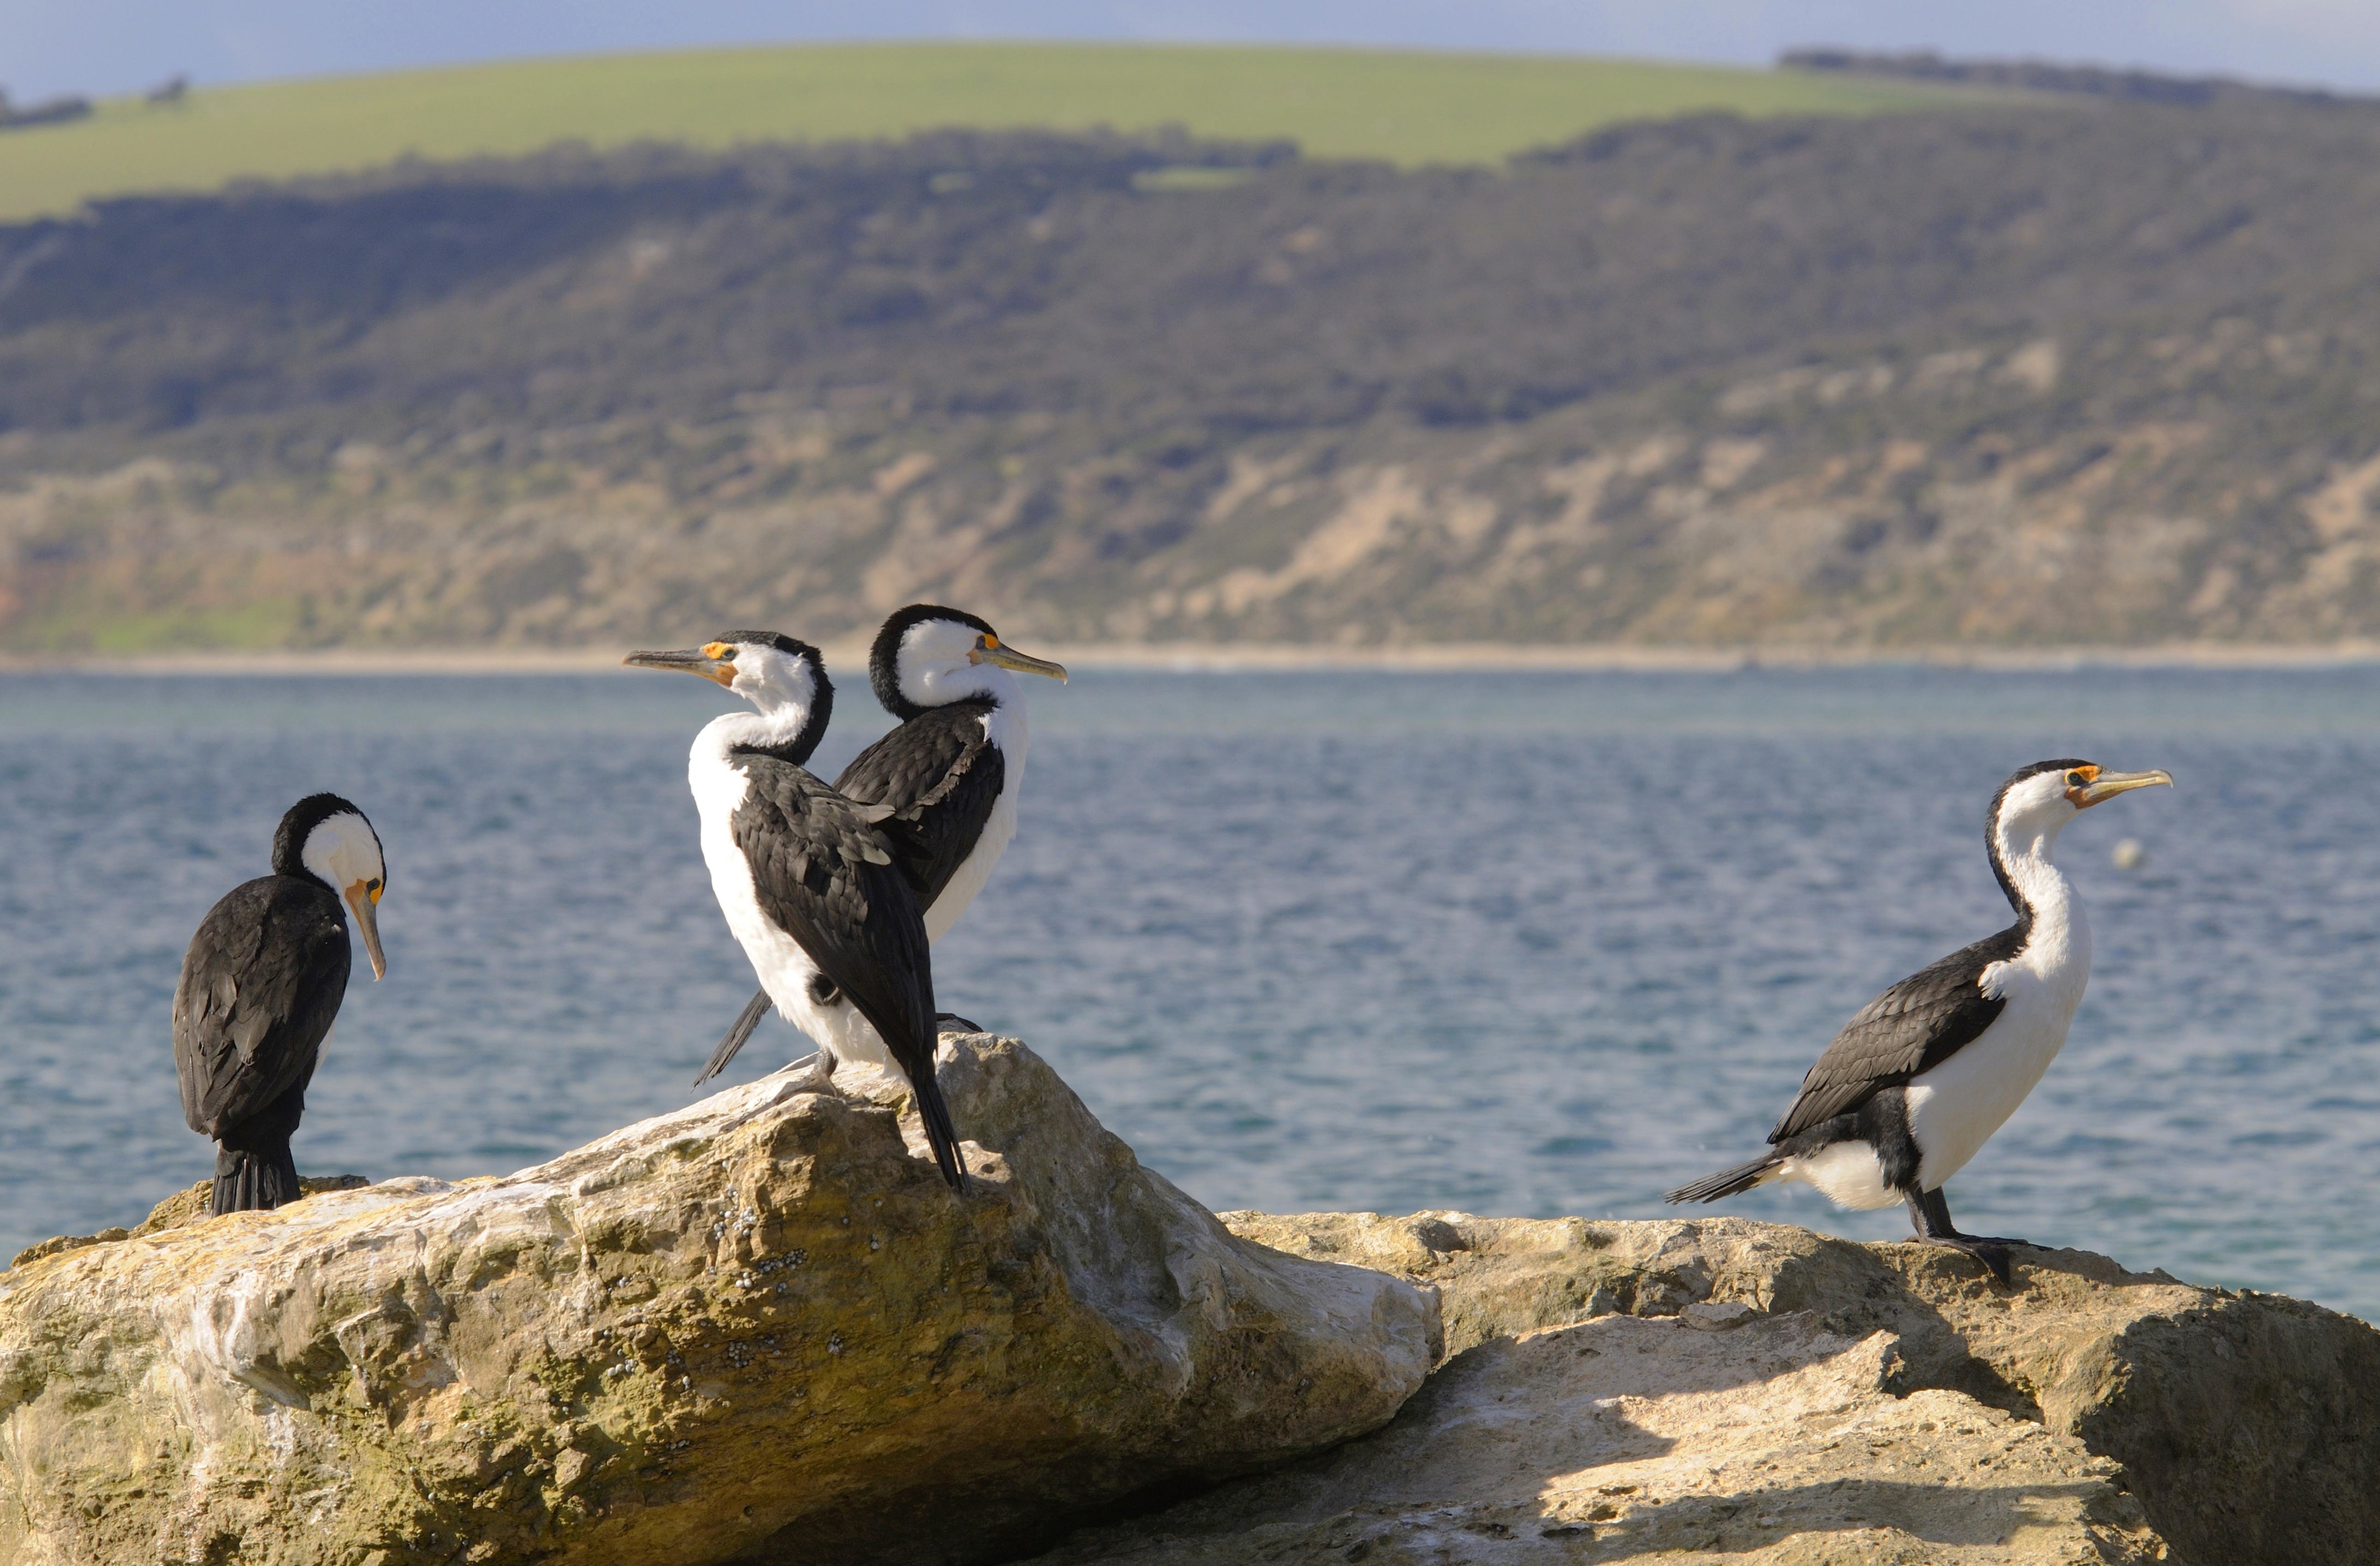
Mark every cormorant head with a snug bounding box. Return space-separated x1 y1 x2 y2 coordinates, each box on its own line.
626 631 827 710
870 604 1067 720
272 793 387 980
1991 759 2173 846
625 632 835 758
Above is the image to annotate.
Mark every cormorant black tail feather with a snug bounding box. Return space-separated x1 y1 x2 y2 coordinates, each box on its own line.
211 1141 301 1214
1664 1153 1781 1206
695 990 774 1088
911 1070 970 1193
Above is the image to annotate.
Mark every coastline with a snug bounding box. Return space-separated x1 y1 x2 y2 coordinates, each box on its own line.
8 640 2380 676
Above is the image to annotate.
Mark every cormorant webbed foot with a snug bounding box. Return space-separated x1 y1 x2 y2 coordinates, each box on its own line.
1905 1188 2034 1284
1916 1234 2025 1284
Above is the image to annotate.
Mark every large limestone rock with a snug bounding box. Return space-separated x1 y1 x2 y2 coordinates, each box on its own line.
1032 1212 2380 1564
14 1067 2376 1566
0 1038 1437 1566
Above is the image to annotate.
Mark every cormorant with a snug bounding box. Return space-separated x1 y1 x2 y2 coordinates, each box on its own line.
627 632 967 1188
174 793 387 1215
1665 759 2172 1275
698 604 1066 1085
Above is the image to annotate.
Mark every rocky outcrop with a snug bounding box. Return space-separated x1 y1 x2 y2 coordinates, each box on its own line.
9 1176 370 1269
0 1038 1436 1566
10 1070 2377 1566
1029 1212 2380 1564
1033 1308 2162 1563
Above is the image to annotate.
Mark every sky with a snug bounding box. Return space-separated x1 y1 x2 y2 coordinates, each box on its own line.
3 0 2378 102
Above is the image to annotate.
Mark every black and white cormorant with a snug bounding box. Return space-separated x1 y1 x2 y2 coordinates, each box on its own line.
697 604 1067 1085
1665 759 2171 1274
626 632 968 1189
174 793 387 1215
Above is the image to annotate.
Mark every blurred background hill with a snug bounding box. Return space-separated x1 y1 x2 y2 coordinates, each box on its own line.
0 44 1962 222
3 42 2380 654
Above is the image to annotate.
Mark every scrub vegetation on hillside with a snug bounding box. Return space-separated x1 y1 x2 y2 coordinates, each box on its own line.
4 86 2380 651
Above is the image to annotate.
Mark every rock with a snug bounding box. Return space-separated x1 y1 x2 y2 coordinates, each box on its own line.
0 1038 1436 1566
3 1229 128 1270
10 1176 373 1268
1033 1312 2162 1564
1677 1298 1757 1331
1042 1211 2380 1565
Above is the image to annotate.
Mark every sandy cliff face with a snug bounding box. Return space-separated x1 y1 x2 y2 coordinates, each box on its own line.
9 376 2377 657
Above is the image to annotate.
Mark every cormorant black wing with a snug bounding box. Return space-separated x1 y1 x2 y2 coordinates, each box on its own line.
833 700 1005 907
727 755 937 1085
174 876 350 1138
1767 926 2024 1143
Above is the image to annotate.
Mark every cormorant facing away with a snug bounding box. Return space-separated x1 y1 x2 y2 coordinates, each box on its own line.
1665 760 2171 1276
174 793 387 1215
698 604 1067 1086
627 632 967 1189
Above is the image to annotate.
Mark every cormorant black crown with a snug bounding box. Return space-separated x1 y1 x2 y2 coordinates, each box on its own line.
870 604 997 721
718 630 823 663
715 631 834 762
271 793 379 887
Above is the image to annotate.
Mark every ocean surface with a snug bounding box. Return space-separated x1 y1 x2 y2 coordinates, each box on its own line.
3 664 2377 1321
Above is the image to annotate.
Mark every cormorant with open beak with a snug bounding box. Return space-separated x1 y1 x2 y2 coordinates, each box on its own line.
697 605 1067 1085
1666 760 2172 1276
174 793 387 1214
627 632 967 1189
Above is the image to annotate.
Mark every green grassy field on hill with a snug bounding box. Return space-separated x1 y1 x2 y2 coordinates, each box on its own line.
0 42 1974 221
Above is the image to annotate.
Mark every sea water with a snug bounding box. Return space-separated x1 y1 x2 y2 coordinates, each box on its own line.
2 665 2376 1321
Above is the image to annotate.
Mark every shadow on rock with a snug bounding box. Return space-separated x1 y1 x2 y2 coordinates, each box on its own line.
1195 1209 2380 1566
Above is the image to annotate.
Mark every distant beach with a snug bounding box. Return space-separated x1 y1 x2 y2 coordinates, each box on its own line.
11 641 2380 677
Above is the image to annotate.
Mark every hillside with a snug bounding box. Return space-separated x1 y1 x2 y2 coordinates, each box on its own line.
0 44 1964 223
6 87 2380 654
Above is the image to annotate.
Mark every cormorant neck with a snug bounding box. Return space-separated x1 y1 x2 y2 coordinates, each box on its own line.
709 693 828 765
1988 814 2074 937
959 666 1017 712
884 661 1016 721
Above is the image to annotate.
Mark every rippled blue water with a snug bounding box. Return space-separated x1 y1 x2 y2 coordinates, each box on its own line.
3 666 2377 1321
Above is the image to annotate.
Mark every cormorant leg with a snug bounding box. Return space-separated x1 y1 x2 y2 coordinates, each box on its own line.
761 1047 840 1098
1904 1188 2033 1283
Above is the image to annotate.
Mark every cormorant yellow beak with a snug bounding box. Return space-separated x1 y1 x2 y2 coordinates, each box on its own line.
2071 768 2173 808
972 635 1068 682
625 644 737 687
344 879 387 980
